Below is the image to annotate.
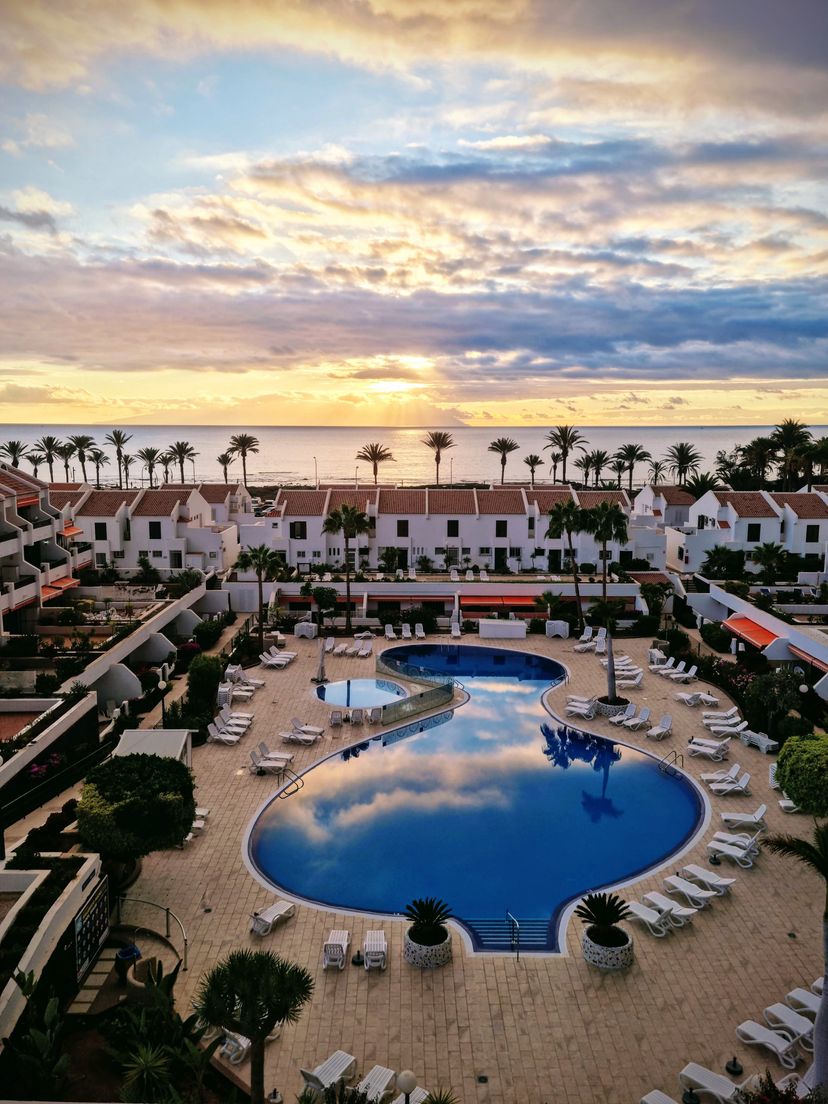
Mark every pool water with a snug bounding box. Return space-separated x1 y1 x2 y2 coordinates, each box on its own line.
249 644 704 952
316 678 407 708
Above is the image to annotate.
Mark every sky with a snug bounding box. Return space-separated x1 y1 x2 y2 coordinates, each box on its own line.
1 0 827 428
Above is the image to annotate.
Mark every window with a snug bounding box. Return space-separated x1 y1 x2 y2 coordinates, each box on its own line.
619 550 633 563
446 520 459 538
495 520 507 538
152 550 163 559
170 551 183 568
95 552 107 567
149 521 161 540
806 524 820 543
138 550 149 559
479 546 491 555
528 516 535 533
435 546 446 555
123 520 131 541
462 547 470 556
697 516 707 530
94 522 107 541
599 549 611 560
747 523 761 542
509 547 521 558
397 519 409 538
289 521 307 540
312 550 322 559
113 550 125 560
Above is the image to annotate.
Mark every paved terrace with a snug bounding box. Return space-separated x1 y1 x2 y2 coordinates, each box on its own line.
128 635 820 1104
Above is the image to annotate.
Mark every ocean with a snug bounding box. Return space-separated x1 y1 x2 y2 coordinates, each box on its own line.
7 424 826 488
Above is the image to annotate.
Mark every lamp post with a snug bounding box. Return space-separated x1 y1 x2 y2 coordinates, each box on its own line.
312 455 318 488
396 1071 417 1104
449 457 453 486
158 679 168 727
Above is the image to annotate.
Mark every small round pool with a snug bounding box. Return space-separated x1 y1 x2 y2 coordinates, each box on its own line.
316 678 407 708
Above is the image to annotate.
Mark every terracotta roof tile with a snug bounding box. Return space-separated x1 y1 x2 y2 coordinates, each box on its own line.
650 484 695 505
277 490 329 516
0 468 45 495
576 489 631 509
713 491 779 518
377 489 427 514
770 492 828 519
530 489 575 511
327 490 374 513
476 489 527 514
77 490 139 517
428 489 477 514
629 571 673 586
131 489 187 517
48 482 83 491
49 489 86 510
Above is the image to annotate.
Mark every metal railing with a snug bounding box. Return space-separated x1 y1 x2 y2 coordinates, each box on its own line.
659 749 684 775
375 654 457 726
115 894 189 970
507 911 520 962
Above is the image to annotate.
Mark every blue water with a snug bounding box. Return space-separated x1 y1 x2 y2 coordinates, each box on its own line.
249 645 703 952
316 678 407 708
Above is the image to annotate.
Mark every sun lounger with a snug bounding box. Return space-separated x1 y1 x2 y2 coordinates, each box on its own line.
300 1050 357 1098
721 804 766 829
350 707 364 725
363 930 387 970
785 989 821 1018
330 710 343 727
709 720 749 738
594 637 607 655
624 707 651 731
260 652 290 669
702 713 744 730
346 642 361 656
640 1093 679 1104
450 568 459 581
643 891 697 927
214 714 248 735
367 706 382 724
646 714 672 740
356 1065 396 1102
567 693 596 703
565 702 596 719
700 762 740 783
679 864 735 895
250 899 295 935
651 656 675 675
322 929 350 970
659 660 684 678
743 730 779 754
291 717 324 735
280 729 318 745
384 625 397 639
574 639 597 653
195 806 210 818
577 626 594 644
664 875 717 909
269 647 298 658
678 1063 750 1103
812 977 823 996
626 900 673 937
408 568 417 580
220 704 253 722
248 750 289 775
769 762 780 789
207 723 241 746
675 691 703 707
608 703 636 726
414 623 426 639
703 705 739 721
689 738 731 761
325 637 335 652
647 648 667 667
358 641 373 657
601 654 630 667
400 624 412 639
764 1004 814 1051
333 643 348 655
451 622 461 638
671 664 698 683
255 744 295 766
735 1021 800 1069
616 671 643 690
465 569 474 581
706 840 755 868
219 1031 251 1064
710 771 750 796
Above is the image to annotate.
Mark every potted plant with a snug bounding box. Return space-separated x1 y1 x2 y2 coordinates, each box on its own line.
574 892 634 970
402 897 453 969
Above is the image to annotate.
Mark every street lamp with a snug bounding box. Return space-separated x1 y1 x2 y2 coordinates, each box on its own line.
158 679 168 727
312 455 318 488
396 1071 417 1104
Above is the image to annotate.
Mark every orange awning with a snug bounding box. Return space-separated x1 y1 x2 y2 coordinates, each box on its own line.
51 577 78 590
59 525 83 537
16 494 38 507
722 615 779 649
40 586 62 601
787 644 828 674
460 595 541 607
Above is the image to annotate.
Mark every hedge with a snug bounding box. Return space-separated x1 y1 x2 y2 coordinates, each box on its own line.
776 734 828 816
700 622 732 653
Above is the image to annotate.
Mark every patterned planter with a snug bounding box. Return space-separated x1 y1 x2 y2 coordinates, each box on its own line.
582 927 634 971
595 697 630 718
403 927 453 969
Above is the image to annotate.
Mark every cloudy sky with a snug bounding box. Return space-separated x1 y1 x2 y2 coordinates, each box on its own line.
1 0 827 426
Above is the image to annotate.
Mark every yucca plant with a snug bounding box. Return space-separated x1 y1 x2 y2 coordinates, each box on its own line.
424 1092 460 1104
574 892 631 948
404 896 453 946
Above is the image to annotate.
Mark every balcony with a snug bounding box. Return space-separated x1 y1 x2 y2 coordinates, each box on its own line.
31 522 54 542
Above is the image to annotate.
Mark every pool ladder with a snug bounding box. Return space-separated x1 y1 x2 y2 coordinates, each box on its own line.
277 767 305 799
659 749 684 776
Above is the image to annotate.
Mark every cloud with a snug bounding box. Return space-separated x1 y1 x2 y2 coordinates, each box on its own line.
0 206 57 233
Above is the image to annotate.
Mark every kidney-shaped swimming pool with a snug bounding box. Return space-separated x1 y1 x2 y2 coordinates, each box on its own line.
246 644 705 952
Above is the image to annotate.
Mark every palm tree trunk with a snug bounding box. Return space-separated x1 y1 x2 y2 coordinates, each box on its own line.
242 453 248 487
501 457 506 484
568 530 584 631
117 450 123 489
80 459 88 482
179 458 185 482
63 458 70 481
222 464 228 483
628 466 634 491
435 455 440 485
561 451 567 483
256 570 265 654
249 1036 266 1104
344 534 352 632
47 458 54 482
602 539 608 601
373 462 378 484
149 467 155 489
606 633 617 703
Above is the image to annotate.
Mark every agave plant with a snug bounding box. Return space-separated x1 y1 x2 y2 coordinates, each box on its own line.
574 891 631 948
404 896 453 946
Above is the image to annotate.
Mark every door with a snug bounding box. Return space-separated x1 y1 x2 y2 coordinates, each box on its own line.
396 548 408 568
547 548 562 570
494 548 508 572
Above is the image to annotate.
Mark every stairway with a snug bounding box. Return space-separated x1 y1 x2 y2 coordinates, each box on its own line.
465 917 552 953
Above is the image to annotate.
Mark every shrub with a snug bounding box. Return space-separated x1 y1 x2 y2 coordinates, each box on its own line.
192 619 223 650
663 627 691 654
776 733 828 816
34 673 60 695
574 892 631 948
77 754 195 861
672 602 697 629
168 569 203 595
56 606 82 626
700 622 732 652
404 897 452 946
528 617 546 634
186 653 223 716
579 562 596 574
136 556 161 585
393 606 439 633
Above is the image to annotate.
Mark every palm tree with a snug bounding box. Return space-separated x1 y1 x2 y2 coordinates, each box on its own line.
771 420 812 489
0 440 28 468
55 442 76 482
356 442 395 485
545 500 590 631
421 431 455 486
544 426 586 483
136 447 161 489
583 502 629 600
67 435 95 483
322 504 369 632
548 451 562 483
609 458 626 488
168 440 198 483
534 590 568 620
26 452 45 479
121 453 135 487
523 453 542 488
615 443 652 491
739 436 777 487
159 452 173 483
573 452 592 487
648 458 668 485
664 441 702 485
488 437 519 484
194 949 314 1104
701 544 734 579
228 433 259 487
33 435 62 482
104 430 132 489
236 545 283 654
684 472 720 498
765 822 828 1088
88 447 109 489
587 598 627 703
751 541 787 585
588 449 611 488
216 451 234 483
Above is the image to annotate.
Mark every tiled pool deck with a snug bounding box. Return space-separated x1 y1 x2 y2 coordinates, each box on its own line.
129 636 821 1104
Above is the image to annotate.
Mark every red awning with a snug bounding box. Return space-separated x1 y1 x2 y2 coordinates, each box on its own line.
51 577 78 590
460 595 541 607
59 525 83 537
722 615 779 649
16 494 38 507
40 586 62 601
787 644 828 674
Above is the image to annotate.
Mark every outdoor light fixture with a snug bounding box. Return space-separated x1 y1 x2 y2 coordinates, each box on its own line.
682 1089 701 1104
725 1057 743 1076
158 679 168 726
397 1070 417 1104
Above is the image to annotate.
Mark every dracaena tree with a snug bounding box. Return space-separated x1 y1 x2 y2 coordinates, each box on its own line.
26 452 46 479
88 447 109 489
55 442 76 482
136 447 161 489
0 439 29 468
664 441 702 486
615 443 652 491
216 451 234 483
583 501 629 601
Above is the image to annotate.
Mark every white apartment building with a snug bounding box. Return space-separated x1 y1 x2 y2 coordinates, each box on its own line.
631 484 695 529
